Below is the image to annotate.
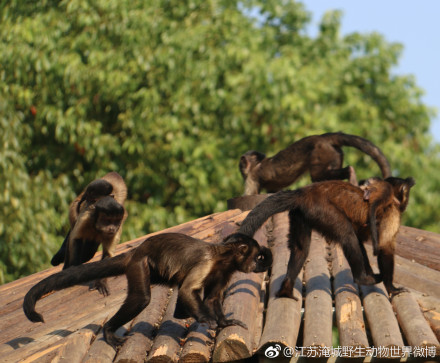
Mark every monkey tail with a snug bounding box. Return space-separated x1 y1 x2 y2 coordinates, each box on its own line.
23 253 129 323
331 132 391 178
238 190 299 236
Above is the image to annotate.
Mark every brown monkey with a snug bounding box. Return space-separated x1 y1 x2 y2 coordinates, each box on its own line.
50 172 127 295
23 233 272 348
360 176 415 295
239 132 391 194
238 177 414 299
359 177 398 256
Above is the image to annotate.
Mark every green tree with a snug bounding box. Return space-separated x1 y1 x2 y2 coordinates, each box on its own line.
1 0 438 283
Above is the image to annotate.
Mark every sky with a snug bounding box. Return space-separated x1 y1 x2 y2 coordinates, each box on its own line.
302 0 440 142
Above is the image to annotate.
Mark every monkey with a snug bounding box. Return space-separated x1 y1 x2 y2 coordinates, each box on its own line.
50 172 128 295
359 177 398 256
359 176 415 296
23 232 273 348
239 132 391 195
237 177 415 299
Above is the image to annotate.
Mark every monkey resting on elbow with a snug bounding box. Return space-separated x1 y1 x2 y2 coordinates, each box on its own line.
23 232 273 348
50 171 128 295
238 177 414 299
239 132 391 195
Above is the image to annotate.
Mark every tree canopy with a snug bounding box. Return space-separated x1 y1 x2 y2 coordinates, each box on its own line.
1 0 439 283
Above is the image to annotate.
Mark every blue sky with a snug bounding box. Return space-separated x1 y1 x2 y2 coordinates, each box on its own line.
302 0 440 142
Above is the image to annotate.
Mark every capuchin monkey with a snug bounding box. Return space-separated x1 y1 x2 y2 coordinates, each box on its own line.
239 132 391 195
360 177 397 256
23 233 273 348
238 177 415 299
50 172 128 295
360 176 415 296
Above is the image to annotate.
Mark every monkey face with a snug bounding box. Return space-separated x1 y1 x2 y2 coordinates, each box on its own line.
94 197 125 236
239 151 266 178
223 233 273 273
254 246 273 272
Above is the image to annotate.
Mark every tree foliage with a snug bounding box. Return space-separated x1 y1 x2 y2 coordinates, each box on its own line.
1 0 439 283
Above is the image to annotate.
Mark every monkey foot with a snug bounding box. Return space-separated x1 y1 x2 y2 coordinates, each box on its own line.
355 274 381 286
276 280 298 300
389 286 408 298
218 319 248 330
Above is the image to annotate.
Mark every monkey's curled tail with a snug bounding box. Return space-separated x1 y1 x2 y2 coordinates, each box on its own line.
23 253 128 323
238 190 299 237
332 132 391 178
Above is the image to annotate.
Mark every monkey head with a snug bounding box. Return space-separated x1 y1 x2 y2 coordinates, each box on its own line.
239 151 266 179
359 177 388 201
385 177 415 212
223 233 273 273
93 196 125 236
78 179 114 212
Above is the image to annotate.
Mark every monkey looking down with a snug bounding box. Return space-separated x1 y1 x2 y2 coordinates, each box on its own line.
50 171 128 295
23 232 273 348
239 132 391 195
238 177 414 299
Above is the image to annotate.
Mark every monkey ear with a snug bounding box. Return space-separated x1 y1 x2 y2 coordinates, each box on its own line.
405 177 416 188
237 244 249 255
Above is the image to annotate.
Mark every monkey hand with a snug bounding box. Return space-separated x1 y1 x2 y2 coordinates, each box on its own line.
389 286 408 299
276 278 298 300
218 318 248 330
198 316 217 330
103 325 126 348
90 279 110 296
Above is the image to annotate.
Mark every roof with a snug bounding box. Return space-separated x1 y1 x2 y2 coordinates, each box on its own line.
1 198 440 362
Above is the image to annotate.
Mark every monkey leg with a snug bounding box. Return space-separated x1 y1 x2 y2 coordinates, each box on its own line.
378 251 407 297
204 284 248 330
103 259 151 347
277 210 311 300
176 269 217 328
90 243 113 296
341 232 381 286
358 242 378 278
51 231 70 266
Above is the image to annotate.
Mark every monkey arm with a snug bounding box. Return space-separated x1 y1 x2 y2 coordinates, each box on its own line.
176 268 217 327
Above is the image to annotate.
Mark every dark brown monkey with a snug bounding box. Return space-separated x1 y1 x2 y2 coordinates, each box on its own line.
23 233 272 347
238 177 414 298
50 172 128 295
239 132 391 194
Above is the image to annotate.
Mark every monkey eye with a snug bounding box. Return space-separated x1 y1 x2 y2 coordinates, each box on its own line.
257 254 264 261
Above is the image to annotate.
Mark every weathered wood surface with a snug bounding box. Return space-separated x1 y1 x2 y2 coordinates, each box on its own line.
393 292 440 354
257 213 303 354
331 244 369 350
302 233 333 351
2 206 440 362
226 193 271 211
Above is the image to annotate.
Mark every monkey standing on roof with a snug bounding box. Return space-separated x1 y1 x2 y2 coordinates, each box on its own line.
50 172 128 295
239 132 391 195
237 177 415 299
